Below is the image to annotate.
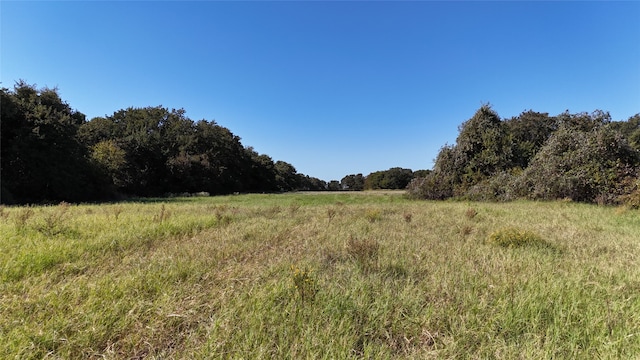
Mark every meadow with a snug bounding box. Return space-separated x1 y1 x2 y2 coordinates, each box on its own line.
1 192 639 359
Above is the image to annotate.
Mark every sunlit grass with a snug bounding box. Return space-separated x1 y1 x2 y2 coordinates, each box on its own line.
1 193 639 358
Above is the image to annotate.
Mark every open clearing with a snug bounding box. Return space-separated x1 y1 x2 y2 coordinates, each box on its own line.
1 192 639 358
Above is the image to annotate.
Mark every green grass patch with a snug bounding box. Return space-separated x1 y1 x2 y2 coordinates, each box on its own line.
1 193 639 358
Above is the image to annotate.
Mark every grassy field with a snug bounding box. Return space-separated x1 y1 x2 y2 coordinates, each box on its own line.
1 192 639 359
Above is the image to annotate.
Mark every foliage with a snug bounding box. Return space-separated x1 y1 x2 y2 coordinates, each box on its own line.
412 169 431 178
334 169 429 192
406 171 455 200
79 106 251 196
607 113 640 152
341 173 365 191
327 180 342 191
454 105 512 184
297 174 328 191
1 82 113 204
5 80 637 205
464 169 521 202
406 105 511 199
409 106 640 204
1 81 328 204
557 109 611 132
274 160 300 192
617 178 640 209
364 167 414 190
518 125 639 203
503 110 557 169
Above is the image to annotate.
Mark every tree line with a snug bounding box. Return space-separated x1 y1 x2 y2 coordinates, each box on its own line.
1 82 329 204
406 105 640 206
1 82 428 204
337 168 430 191
5 82 636 205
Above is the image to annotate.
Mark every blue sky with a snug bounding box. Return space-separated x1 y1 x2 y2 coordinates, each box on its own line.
2 1 639 181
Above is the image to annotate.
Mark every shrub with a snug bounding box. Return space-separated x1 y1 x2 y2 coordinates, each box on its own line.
487 227 548 248
35 202 71 236
465 170 521 202
618 178 640 209
622 191 640 209
364 168 413 190
518 126 639 203
406 172 455 200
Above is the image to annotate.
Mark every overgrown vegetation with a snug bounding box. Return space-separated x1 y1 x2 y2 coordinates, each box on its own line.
407 105 640 205
13 82 638 206
1 82 327 204
1 193 638 358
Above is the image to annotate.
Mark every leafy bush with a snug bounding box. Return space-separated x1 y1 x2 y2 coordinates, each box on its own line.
406 173 455 200
617 178 640 209
464 170 521 202
518 126 639 203
622 190 640 209
454 105 511 181
35 202 71 236
504 110 558 169
410 107 640 204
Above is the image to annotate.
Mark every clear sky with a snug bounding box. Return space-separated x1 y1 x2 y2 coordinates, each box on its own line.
2 1 639 181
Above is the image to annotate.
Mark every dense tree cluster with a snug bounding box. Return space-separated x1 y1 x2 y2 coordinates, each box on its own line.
1 82 110 203
1 82 326 204
338 168 429 191
407 105 640 205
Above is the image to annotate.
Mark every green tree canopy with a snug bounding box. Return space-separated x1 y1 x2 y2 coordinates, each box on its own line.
2 81 327 203
504 110 557 169
364 167 414 190
274 161 300 192
341 174 365 191
1 82 111 204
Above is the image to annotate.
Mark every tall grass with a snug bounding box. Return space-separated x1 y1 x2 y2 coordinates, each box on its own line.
0 193 639 358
